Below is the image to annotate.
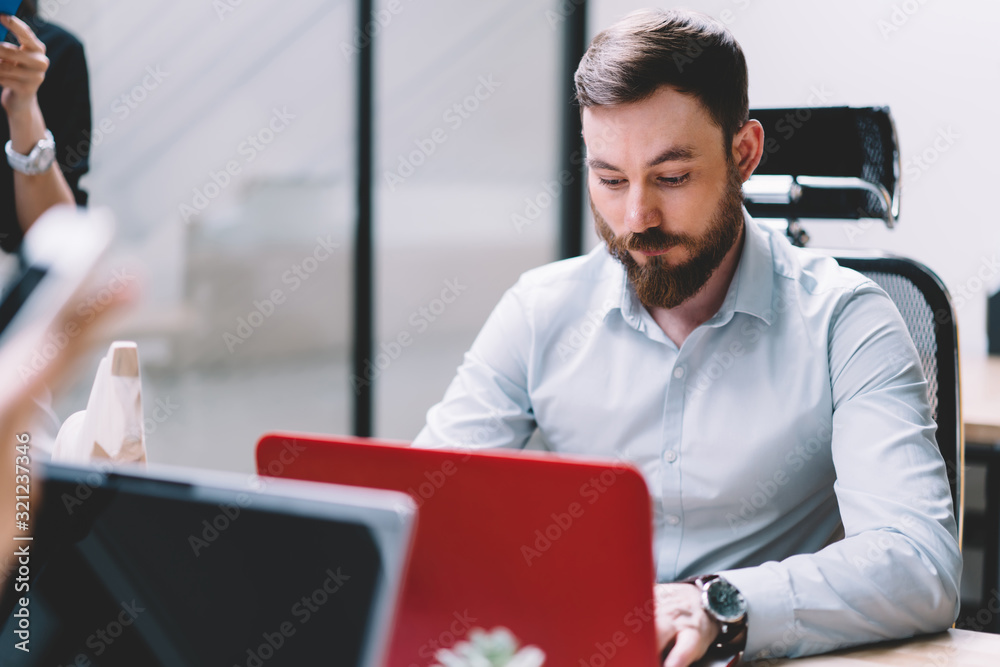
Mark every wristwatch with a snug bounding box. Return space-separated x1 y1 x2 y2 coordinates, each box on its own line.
5 129 56 175
684 574 748 650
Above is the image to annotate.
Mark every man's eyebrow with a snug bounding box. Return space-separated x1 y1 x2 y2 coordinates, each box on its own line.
647 146 698 166
586 157 621 171
586 146 699 172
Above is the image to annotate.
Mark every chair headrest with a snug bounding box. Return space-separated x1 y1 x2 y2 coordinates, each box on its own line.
744 106 899 228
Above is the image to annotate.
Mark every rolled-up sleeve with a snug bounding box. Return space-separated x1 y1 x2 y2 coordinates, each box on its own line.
720 284 961 659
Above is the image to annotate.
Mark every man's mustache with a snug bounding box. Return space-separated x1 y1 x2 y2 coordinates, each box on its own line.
619 228 694 253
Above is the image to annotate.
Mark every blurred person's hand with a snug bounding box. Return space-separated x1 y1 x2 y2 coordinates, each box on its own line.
0 14 49 120
0 13 76 233
0 277 135 578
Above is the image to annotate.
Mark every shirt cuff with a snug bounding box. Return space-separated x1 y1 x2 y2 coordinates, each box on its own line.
718 562 796 660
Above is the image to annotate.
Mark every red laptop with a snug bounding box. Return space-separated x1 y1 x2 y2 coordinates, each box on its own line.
256 433 659 666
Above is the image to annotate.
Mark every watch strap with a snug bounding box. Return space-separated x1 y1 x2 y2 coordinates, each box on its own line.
680 574 748 651
5 129 56 175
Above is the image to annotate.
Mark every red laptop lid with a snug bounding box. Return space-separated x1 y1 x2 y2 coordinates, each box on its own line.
256 433 659 667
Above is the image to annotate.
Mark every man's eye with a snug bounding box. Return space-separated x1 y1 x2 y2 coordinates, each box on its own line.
598 178 625 188
659 174 690 186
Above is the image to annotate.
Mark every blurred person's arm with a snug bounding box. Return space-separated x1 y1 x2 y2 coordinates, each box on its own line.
0 277 132 579
0 14 75 235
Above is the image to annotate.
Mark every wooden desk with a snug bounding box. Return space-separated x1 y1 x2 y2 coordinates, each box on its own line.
962 356 1000 443
752 629 1000 666
960 356 1000 631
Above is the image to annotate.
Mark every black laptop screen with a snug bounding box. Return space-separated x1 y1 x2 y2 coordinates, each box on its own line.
0 466 384 667
0 265 47 337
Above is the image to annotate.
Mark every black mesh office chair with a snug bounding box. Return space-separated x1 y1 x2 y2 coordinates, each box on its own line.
743 106 965 538
833 255 963 528
745 106 900 247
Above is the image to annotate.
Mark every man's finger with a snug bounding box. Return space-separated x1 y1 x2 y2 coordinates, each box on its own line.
656 628 677 660
0 15 46 53
655 609 679 654
663 628 714 667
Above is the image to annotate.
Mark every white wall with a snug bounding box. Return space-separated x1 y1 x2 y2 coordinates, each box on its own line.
591 0 1000 358
42 0 997 466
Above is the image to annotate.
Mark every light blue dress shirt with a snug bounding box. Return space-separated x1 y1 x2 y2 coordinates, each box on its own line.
414 213 961 660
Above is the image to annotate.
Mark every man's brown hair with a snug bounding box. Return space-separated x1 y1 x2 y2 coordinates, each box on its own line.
575 8 749 153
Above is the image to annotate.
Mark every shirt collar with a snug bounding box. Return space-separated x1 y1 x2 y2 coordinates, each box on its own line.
714 208 776 327
593 245 643 328
597 208 776 328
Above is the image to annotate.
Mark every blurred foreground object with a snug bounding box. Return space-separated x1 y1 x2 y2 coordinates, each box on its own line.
432 627 545 667
0 205 130 578
53 341 146 464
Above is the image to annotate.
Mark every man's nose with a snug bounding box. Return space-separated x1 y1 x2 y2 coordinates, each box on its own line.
623 184 661 234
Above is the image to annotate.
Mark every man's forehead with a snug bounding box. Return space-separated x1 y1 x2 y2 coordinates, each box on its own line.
581 92 724 166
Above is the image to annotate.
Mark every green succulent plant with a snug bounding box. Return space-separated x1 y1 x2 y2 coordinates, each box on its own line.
431 627 545 667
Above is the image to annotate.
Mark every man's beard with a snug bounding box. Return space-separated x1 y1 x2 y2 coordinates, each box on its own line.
593 162 745 310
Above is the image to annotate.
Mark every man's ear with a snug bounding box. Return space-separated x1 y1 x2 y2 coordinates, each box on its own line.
731 119 764 182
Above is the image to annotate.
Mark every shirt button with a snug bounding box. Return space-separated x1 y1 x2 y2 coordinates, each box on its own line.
664 450 678 463
666 514 681 526
673 366 685 379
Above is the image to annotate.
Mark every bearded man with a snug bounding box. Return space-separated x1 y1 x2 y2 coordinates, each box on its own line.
414 8 960 667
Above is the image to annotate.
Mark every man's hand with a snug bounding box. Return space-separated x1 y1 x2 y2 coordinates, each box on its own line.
0 14 49 119
655 583 720 667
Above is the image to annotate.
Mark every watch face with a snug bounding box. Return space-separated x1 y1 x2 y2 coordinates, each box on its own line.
705 578 747 623
33 145 56 171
